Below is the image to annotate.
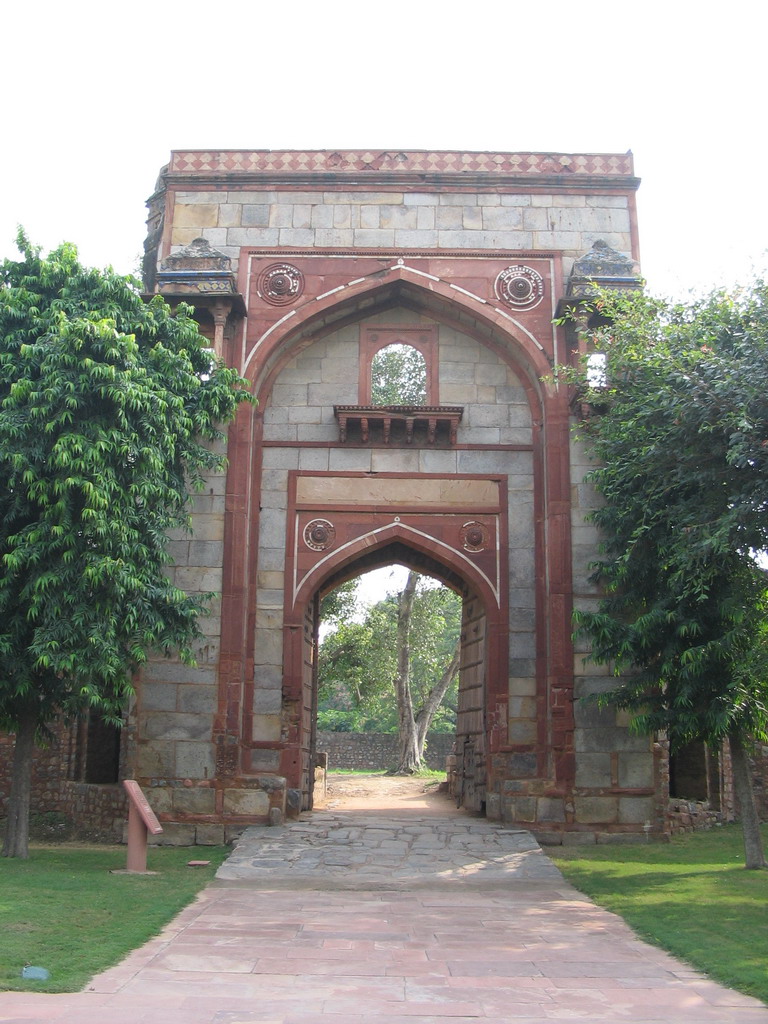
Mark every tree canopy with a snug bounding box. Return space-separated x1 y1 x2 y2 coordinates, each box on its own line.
318 573 461 768
565 281 768 867
0 232 253 856
370 344 427 405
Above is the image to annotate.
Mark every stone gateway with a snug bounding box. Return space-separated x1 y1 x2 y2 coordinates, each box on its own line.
8 150 713 844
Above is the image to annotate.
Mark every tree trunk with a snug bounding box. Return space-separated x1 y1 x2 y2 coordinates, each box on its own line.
415 642 461 760
729 732 767 870
393 572 420 773
3 706 37 859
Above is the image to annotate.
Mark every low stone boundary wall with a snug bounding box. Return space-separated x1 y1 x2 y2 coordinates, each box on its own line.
317 731 453 772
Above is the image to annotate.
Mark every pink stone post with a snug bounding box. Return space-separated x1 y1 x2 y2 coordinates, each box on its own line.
122 780 164 873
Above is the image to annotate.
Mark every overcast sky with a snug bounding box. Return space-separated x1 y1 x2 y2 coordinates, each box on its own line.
2 0 765 300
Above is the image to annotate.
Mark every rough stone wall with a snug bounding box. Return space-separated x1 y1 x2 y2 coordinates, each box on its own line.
0 725 73 816
317 732 454 772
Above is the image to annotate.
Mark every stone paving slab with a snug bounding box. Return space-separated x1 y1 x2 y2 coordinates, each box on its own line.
1 806 766 1023
216 811 561 888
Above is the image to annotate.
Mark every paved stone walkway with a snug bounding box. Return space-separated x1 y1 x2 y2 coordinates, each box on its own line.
2 803 767 1023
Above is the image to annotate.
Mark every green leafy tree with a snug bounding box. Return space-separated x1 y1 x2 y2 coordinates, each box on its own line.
565 282 768 868
370 344 427 405
0 233 253 857
318 573 461 769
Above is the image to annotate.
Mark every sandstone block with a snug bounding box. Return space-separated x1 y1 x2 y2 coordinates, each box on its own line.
481 207 523 230
289 204 310 228
144 785 173 813
439 193 476 206
436 207 463 229
151 823 197 846
217 204 241 227
328 448 372 472
144 713 211 742
562 831 597 846
574 796 619 824
252 714 281 741
353 229 395 246
314 229 354 247
173 786 216 814
332 205 352 227
360 206 380 228
380 205 417 229
278 228 314 246
187 540 224 568
195 824 226 845
178 685 216 715
618 753 654 789
138 741 176 777
141 682 178 712
508 676 536 697
508 719 537 744
522 207 551 231
174 204 218 228
298 449 330 470
241 205 270 227
309 205 333 228
575 752 611 788
249 748 281 772
537 797 566 822
404 193 438 205
253 689 283 715
269 205 293 227
200 228 227 246
223 788 270 817
418 450 458 474
417 206 435 229
618 796 656 824
508 696 537 719
253 627 284 666
394 230 438 247
226 228 279 246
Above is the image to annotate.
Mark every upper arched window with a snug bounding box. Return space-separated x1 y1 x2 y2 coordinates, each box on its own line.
370 344 427 406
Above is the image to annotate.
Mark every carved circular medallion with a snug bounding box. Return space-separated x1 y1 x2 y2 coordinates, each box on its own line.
494 265 544 311
303 519 336 551
258 263 305 306
460 521 489 552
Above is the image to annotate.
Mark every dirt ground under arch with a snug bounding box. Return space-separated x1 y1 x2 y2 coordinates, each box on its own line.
320 770 454 814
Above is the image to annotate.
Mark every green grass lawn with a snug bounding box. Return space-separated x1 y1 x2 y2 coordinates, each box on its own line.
0 844 229 993
327 767 444 779
549 824 768 1005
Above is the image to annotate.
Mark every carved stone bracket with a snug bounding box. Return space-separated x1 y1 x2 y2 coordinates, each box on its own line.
334 405 463 446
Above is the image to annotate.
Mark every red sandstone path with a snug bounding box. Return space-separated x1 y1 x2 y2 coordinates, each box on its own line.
2 775 767 1024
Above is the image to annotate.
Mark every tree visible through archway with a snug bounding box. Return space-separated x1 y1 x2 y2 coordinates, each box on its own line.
370 344 427 406
319 570 460 772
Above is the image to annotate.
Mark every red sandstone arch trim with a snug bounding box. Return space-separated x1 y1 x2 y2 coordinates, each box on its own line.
243 263 554 394
218 258 576 793
280 515 510 797
289 520 503 620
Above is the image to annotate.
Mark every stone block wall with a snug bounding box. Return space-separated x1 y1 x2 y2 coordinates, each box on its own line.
133 459 229 809
169 189 633 283
317 732 454 772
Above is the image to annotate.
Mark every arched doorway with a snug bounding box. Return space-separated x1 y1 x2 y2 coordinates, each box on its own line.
285 531 501 813
221 265 574 830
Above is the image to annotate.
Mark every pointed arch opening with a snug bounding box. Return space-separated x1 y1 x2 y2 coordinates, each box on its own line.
282 529 505 816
